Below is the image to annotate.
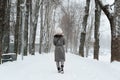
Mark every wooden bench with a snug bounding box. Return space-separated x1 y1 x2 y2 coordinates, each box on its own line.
1 53 17 63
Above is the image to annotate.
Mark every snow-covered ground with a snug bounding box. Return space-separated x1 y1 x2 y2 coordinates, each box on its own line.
0 53 120 80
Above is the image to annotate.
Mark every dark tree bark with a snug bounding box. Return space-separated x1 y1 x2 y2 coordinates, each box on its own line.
2 0 10 54
79 0 90 57
94 0 101 60
97 0 120 62
14 0 21 56
23 0 30 56
111 0 120 62
0 0 7 64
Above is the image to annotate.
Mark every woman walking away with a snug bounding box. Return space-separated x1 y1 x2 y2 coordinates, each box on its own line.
53 27 65 74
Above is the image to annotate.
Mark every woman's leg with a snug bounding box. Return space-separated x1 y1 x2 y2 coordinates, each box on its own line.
56 61 60 73
61 61 64 68
60 61 64 73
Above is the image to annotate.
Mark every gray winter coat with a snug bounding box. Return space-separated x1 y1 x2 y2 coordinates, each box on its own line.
53 35 65 62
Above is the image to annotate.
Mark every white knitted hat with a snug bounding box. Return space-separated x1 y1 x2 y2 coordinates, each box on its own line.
54 27 63 35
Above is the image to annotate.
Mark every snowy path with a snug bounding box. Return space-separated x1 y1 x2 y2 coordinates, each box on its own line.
0 53 120 80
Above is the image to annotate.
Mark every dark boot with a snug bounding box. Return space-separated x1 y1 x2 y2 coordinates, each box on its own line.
57 67 61 73
61 65 64 74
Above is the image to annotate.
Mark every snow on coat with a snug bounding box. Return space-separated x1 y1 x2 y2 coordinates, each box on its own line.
53 34 65 62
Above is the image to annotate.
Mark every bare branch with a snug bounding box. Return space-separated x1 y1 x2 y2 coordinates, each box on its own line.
97 0 113 20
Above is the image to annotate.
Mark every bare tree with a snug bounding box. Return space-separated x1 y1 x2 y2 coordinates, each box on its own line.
23 0 30 56
94 0 101 60
14 0 21 55
2 0 10 54
20 0 26 60
39 0 44 54
29 0 41 55
112 0 120 61
79 0 90 57
14 0 21 57
43 0 50 53
97 0 120 62
0 0 7 64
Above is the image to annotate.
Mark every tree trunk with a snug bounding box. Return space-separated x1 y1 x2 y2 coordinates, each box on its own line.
23 0 30 56
94 0 101 60
97 0 120 62
2 0 10 54
20 0 26 60
39 0 44 54
29 0 32 54
111 0 120 61
0 0 7 64
14 0 21 56
79 0 90 57
29 0 41 55
44 1 50 53
110 18 118 62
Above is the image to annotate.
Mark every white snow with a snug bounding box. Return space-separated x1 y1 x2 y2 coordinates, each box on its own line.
0 52 120 80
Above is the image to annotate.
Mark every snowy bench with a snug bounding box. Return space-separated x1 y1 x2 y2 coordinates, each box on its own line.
1 53 17 63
